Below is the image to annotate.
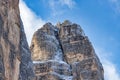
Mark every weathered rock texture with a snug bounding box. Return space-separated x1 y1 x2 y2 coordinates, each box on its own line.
0 0 34 80
30 20 104 80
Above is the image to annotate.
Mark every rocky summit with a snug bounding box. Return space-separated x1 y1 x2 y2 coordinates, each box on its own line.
30 20 104 80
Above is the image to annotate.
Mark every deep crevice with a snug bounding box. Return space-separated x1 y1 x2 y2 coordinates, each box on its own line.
54 27 73 78
54 28 68 63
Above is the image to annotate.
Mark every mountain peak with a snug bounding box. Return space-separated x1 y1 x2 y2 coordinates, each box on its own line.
30 21 104 80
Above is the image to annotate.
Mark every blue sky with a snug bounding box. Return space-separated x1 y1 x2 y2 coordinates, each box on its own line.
19 0 120 80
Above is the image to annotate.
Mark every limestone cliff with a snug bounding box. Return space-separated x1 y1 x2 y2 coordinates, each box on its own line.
30 20 104 80
0 0 104 80
0 0 34 80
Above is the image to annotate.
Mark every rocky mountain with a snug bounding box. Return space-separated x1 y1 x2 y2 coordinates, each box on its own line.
0 0 104 80
30 20 104 80
0 0 34 80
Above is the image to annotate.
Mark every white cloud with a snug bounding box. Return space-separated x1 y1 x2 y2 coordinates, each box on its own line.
108 0 120 14
19 0 45 45
48 0 76 16
103 60 120 80
49 0 75 9
96 48 120 80
59 0 76 9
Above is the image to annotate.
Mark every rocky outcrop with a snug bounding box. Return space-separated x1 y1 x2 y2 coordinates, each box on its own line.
0 0 34 80
30 20 104 80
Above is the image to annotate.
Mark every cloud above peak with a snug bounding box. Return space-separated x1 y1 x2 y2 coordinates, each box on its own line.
59 0 76 9
49 0 76 9
108 0 120 14
48 0 76 16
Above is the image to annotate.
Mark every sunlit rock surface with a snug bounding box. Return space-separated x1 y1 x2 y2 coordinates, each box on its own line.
30 20 104 80
0 0 34 80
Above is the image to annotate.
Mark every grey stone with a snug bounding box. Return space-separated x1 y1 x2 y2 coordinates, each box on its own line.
30 20 104 80
0 0 34 80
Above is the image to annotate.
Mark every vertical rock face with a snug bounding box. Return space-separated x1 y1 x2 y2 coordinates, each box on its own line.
0 0 34 80
31 23 63 61
59 21 104 80
30 20 104 80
